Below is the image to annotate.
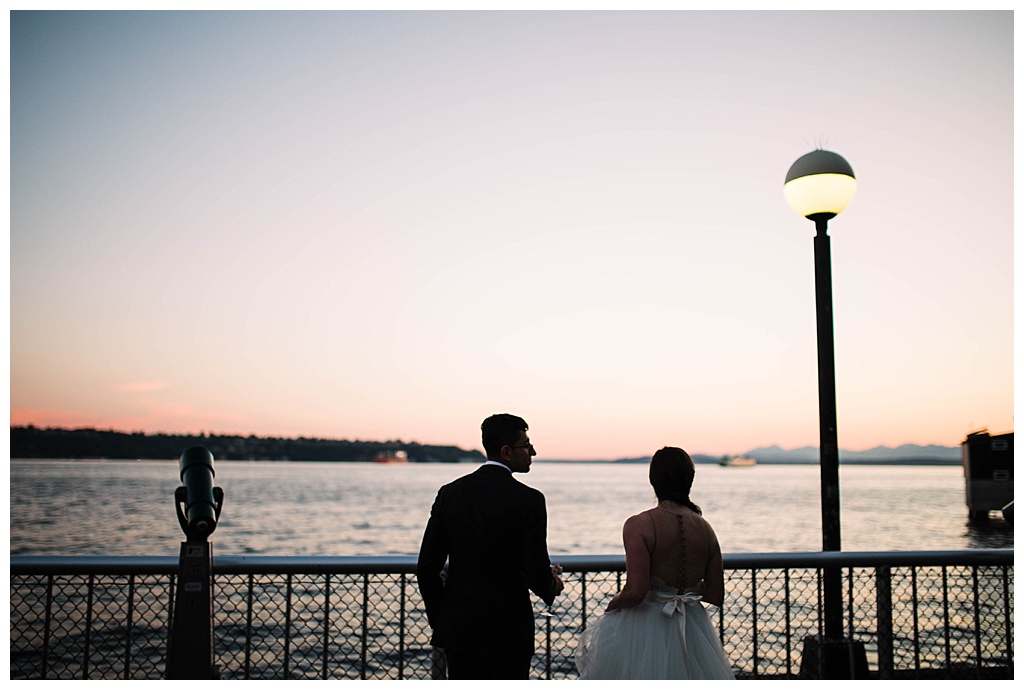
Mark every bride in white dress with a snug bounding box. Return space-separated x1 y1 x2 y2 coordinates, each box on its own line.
575 447 735 680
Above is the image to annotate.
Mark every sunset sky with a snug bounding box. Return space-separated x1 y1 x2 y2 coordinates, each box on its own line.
7 9 1014 460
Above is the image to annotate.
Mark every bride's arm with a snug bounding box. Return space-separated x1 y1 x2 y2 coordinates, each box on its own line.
700 524 725 607
606 514 651 612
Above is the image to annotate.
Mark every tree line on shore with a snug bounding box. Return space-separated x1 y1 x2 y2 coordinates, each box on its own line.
9 425 484 463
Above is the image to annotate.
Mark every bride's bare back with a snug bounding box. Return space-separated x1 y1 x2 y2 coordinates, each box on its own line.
646 503 719 592
607 500 725 611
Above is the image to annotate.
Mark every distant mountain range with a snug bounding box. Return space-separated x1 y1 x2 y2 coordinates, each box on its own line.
738 443 961 464
607 443 962 465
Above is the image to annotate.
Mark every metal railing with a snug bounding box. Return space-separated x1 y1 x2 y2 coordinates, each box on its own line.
10 549 1013 680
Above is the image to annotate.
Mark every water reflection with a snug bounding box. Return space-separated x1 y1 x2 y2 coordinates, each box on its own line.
964 515 1014 550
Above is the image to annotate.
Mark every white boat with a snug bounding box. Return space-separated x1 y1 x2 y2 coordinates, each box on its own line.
719 455 756 467
374 450 409 464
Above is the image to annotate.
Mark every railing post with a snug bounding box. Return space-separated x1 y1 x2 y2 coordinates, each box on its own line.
751 569 760 676
124 574 136 680
784 569 793 677
580 572 587 631
361 574 369 680
84 573 94 679
284 574 293 679
321 574 331 680
911 568 921 674
1003 565 1013 677
876 565 894 679
972 566 982 675
245 573 255 678
42 574 53 679
398 574 406 680
941 566 951 669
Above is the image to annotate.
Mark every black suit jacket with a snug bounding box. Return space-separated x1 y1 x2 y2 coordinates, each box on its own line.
416 464 558 658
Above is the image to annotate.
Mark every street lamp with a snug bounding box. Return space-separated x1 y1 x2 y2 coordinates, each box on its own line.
784 149 866 678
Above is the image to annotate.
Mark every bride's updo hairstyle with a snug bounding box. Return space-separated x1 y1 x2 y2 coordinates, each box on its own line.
649 447 702 515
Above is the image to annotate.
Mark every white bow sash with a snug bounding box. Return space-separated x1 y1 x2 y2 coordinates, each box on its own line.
654 589 703 617
650 588 703 668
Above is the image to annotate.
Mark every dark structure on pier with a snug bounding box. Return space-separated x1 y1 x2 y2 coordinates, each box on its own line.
962 430 1013 521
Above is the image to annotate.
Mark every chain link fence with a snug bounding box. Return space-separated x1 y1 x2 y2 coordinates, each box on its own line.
10 551 1013 680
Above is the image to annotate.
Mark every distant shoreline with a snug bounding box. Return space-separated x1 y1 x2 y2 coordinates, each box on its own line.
9 426 966 466
10 456 962 466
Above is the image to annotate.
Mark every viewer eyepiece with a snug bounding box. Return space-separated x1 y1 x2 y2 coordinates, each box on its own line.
175 446 224 541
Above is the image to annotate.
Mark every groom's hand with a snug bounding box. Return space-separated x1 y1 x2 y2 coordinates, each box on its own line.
552 572 564 596
550 563 565 596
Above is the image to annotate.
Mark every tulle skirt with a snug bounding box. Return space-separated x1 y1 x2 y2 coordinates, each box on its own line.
575 587 735 680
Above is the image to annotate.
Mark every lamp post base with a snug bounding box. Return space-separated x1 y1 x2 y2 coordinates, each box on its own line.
799 635 870 679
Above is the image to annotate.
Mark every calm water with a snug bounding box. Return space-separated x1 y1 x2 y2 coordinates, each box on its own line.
9 459 1012 557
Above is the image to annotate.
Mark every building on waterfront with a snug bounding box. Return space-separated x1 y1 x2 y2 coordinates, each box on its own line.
961 429 1013 520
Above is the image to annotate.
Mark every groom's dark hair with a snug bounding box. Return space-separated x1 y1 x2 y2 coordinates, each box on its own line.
481 413 528 460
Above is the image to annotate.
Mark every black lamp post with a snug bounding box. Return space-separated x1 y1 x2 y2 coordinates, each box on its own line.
784 150 867 678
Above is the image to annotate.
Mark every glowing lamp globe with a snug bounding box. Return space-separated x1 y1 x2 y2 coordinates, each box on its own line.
784 150 856 220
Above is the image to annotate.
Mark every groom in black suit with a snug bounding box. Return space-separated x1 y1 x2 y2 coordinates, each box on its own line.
416 413 564 679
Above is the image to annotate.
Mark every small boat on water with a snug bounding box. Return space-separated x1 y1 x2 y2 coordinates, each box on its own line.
374 450 409 464
719 455 756 467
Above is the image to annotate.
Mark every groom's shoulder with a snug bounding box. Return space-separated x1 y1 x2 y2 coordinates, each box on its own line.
511 477 547 502
440 468 479 491
441 464 497 490
443 466 546 499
